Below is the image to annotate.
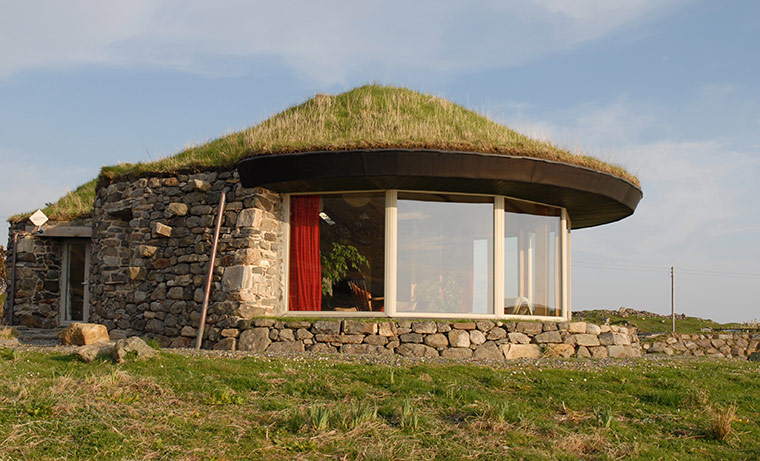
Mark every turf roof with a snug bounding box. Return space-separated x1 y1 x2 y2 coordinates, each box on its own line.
9 84 638 223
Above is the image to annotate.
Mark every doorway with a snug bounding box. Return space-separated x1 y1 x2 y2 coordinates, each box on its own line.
61 240 91 324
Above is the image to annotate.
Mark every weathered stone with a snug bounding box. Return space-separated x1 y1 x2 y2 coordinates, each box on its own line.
586 324 602 335
312 320 341 335
542 322 558 331
59 323 110 346
167 287 184 300
166 203 188 217
606 345 633 358
545 343 575 358
267 342 305 354
295 328 314 340
279 329 295 341
424 333 449 348
180 325 196 337
436 321 452 333
397 343 438 358
113 337 158 362
399 333 423 343
237 209 263 228
473 341 503 360
76 342 115 362
238 328 271 352
534 331 562 344
464 330 484 347
453 322 476 330
190 178 212 191
342 344 370 355
599 332 631 346
364 335 389 346
573 334 601 347
343 320 377 335
151 222 172 237
476 321 495 332
507 332 531 344
502 344 541 360
220 328 239 338
411 320 437 334
442 347 473 359
136 245 158 258
254 319 276 327
315 334 364 344
214 337 236 350
516 322 543 335
377 322 398 337
448 330 471 348
589 346 608 359
576 346 591 358
310 343 338 354
486 327 507 340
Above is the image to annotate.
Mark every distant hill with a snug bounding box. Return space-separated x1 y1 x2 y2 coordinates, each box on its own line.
574 308 749 334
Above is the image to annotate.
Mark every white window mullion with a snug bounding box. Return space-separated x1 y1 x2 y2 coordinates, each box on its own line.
493 196 504 317
560 208 569 320
384 190 397 317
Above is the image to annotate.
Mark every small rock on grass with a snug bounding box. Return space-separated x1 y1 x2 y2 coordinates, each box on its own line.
113 337 158 363
76 342 115 362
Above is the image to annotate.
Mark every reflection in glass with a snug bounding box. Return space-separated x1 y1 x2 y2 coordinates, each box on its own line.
289 192 385 312
504 200 561 316
396 193 493 314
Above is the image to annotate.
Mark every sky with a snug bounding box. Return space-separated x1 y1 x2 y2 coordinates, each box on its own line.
1 0 759 323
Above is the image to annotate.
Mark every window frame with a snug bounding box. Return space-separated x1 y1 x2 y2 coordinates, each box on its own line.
283 189 570 320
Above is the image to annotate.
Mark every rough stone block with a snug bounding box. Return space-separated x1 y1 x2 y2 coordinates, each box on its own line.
295 328 314 340
568 322 587 334
599 332 631 346
453 322 476 330
507 332 531 344
378 322 398 337
166 203 188 217
399 333 423 343
312 320 341 335
76 342 115 362
442 347 473 359
487 327 507 340
135 245 158 258
238 328 271 352
473 341 503 359
586 324 602 335
267 342 305 354
397 343 438 358
221 328 239 338
573 334 601 347
469 330 486 346
476 321 495 332
343 320 377 335
237 209 264 228
424 333 449 348
576 346 591 358
364 335 389 346
501 344 541 360
128 266 146 281
113 337 158 362
534 331 562 344
545 343 575 358
589 346 608 359
516 322 543 335
412 320 437 334
152 222 172 237
59 323 110 346
449 329 471 348
180 326 196 337
214 338 236 350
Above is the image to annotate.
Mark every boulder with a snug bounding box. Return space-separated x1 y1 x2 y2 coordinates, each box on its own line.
59 323 110 346
76 342 115 362
113 337 157 362
545 343 575 358
397 343 438 358
448 329 471 348
473 341 504 360
501 344 541 360
238 328 271 352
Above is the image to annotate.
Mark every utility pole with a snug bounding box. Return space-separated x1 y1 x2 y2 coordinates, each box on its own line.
671 266 675 333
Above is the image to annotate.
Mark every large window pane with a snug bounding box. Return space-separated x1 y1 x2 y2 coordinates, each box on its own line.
289 192 385 312
504 200 562 317
396 193 493 314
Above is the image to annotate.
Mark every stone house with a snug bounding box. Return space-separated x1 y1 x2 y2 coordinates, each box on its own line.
3 85 642 352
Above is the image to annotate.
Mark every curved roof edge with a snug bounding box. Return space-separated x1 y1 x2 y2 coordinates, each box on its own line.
237 149 642 229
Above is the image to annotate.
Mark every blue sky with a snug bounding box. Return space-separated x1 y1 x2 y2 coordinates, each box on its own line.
1 0 758 322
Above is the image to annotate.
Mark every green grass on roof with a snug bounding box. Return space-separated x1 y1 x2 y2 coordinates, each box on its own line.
9 85 639 223
9 179 97 223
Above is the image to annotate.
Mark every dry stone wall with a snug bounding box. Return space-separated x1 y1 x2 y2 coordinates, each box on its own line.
209 319 642 359
643 332 760 359
89 171 287 347
4 219 91 327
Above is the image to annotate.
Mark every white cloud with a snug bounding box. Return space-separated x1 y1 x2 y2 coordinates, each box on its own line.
0 0 684 83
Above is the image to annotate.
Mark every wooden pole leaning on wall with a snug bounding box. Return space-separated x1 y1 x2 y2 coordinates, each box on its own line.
196 187 230 350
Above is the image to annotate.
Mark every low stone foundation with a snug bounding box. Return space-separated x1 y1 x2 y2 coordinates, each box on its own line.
643 332 760 359
181 319 642 359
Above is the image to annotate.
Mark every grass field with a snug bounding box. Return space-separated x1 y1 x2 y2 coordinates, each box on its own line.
576 309 745 335
0 348 758 459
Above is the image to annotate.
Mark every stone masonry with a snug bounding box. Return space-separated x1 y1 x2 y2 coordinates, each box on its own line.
209 319 642 359
88 171 287 347
643 332 760 359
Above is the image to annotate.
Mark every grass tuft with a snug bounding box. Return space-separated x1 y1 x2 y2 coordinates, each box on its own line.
707 403 737 441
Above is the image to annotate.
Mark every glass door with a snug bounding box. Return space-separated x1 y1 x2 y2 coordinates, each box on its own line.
61 241 90 324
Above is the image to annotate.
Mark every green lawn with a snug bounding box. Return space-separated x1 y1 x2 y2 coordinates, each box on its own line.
0 348 758 459
576 309 745 335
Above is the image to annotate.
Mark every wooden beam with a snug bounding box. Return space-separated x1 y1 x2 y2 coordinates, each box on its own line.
38 226 92 238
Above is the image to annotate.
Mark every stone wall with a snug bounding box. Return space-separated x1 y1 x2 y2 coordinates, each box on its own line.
643 332 760 359
89 171 287 346
4 218 91 327
206 319 641 359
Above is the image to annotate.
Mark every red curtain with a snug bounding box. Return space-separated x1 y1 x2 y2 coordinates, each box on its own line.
289 195 322 311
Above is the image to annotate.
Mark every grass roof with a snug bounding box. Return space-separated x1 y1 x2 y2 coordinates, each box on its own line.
9 84 638 223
